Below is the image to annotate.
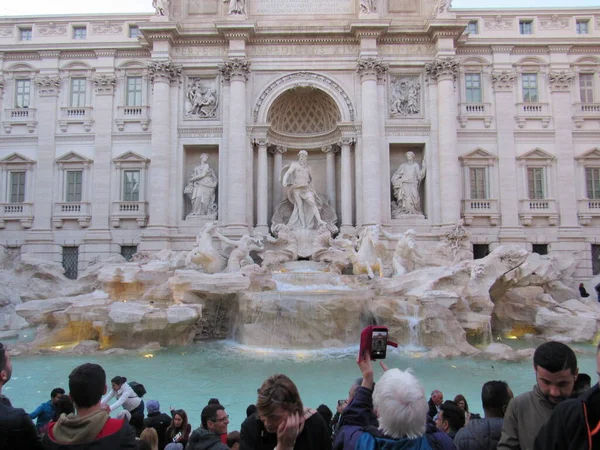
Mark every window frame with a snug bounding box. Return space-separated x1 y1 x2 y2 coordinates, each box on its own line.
467 21 479 35
65 170 83 203
19 27 32 41
469 166 488 200
128 25 140 39
522 73 539 103
579 73 594 104
70 77 87 108
517 148 556 202
125 76 143 107
465 73 483 103
15 78 31 108
72 26 87 40
585 167 600 200
9 171 26 204
122 169 141 202
0 153 36 206
519 20 534 35
527 166 546 200
54 152 93 206
459 148 497 201
576 19 589 35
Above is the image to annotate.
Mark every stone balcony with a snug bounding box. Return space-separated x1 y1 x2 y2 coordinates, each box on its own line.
53 202 91 228
115 106 150 131
461 199 499 226
59 107 94 132
577 198 600 226
2 108 37 133
515 103 551 128
0 203 33 229
573 103 600 128
457 103 493 128
110 201 148 228
519 199 558 226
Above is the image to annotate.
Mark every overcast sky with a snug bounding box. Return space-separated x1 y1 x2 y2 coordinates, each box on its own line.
0 0 598 16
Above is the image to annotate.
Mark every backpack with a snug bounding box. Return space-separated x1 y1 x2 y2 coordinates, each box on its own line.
355 432 434 450
129 381 146 398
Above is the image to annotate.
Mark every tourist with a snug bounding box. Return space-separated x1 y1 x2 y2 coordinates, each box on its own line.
101 376 144 435
138 441 153 450
140 427 159 450
316 404 333 435
498 341 578 450
534 343 600 449
579 283 590 298
240 373 331 450
454 380 514 450
53 394 75 421
0 341 42 449
208 398 221 405
165 408 191 448
331 378 365 438
436 401 466 439
573 373 592 396
143 400 171 450
245 404 257 418
30 387 65 432
595 282 600 302
227 430 241 449
333 354 453 450
453 394 474 424
42 362 136 449
428 389 444 418
187 404 230 450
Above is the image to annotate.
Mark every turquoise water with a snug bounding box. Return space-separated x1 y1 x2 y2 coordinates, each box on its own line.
4 340 598 433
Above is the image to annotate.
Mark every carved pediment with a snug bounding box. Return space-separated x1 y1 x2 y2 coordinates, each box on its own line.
575 147 600 161
0 152 36 165
517 148 555 161
113 151 149 163
55 151 93 165
459 148 497 164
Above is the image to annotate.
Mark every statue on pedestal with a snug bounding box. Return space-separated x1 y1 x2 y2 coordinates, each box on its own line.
381 228 421 277
225 0 246 15
152 0 169 17
184 154 218 219
214 229 263 273
360 0 377 14
391 151 426 217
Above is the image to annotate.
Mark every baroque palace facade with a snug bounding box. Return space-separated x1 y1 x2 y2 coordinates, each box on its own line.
0 0 599 279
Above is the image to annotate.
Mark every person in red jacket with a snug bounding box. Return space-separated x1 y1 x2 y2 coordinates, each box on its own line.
42 363 136 450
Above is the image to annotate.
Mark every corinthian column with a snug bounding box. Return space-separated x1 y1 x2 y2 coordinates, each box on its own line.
340 137 354 231
270 146 286 211
425 57 460 225
255 138 269 233
357 58 388 226
322 145 338 208
219 58 250 233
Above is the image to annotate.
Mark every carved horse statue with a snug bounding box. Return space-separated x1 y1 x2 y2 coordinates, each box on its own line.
338 225 387 279
186 222 227 273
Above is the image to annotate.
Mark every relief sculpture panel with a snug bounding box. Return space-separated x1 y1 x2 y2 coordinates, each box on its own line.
389 76 422 118
185 78 219 119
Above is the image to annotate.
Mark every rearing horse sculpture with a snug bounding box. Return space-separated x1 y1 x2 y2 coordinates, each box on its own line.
186 222 227 273
338 225 387 279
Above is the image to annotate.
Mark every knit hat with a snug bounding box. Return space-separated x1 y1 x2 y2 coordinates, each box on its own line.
164 444 184 450
146 400 160 414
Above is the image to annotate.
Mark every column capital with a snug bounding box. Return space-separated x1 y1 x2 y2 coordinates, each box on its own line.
91 74 116 95
549 71 575 92
270 145 287 155
34 75 60 97
322 145 339 154
0 75 4 93
339 137 356 146
254 138 269 147
219 58 250 83
147 59 182 85
492 71 517 92
357 58 388 81
425 57 459 82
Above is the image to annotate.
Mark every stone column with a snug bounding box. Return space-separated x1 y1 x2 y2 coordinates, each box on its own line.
219 58 250 233
145 60 180 241
426 74 441 224
425 58 460 225
340 137 354 231
357 58 388 226
26 74 60 260
255 138 269 233
271 145 286 211
322 145 338 208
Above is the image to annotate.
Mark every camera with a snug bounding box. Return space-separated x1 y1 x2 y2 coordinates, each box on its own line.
359 325 397 360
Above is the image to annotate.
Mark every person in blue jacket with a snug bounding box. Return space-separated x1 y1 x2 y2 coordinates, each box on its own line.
30 387 65 432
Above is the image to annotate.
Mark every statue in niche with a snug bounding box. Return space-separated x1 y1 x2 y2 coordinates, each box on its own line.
360 0 377 13
152 0 169 17
381 228 421 277
184 153 218 218
389 78 421 117
272 150 337 233
391 151 426 217
224 0 246 15
214 229 263 273
185 80 218 118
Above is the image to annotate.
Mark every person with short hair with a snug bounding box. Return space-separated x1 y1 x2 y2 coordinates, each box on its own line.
573 373 592 396
101 376 144 435
240 374 331 450
42 362 136 449
30 387 65 432
187 404 230 450
436 400 466 439
143 400 171 450
227 430 241 450
0 341 42 449
454 380 514 450
428 389 444 418
498 341 579 450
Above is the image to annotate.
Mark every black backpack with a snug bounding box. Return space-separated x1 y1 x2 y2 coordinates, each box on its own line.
129 381 147 398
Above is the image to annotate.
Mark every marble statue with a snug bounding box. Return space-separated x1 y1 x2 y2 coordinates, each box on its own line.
185 80 218 118
391 151 426 217
360 0 377 14
214 229 263 273
152 0 169 16
389 78 421 117
335 225 387 279
186 222 227 273
184 154 218 218
258 224 298 268
381 228 421 277
225 0 246 15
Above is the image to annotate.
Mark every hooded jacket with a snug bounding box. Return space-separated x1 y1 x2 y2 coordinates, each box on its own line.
0 400 43 450
453 417 503 450
186 428 229 450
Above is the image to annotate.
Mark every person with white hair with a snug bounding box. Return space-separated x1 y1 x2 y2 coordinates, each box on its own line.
333 354 454 450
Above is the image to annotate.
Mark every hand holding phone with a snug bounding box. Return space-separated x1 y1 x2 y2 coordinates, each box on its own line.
359 325 389 360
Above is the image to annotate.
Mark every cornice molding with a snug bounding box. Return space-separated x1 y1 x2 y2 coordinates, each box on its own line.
54 134 95 142
178 127 223 138
111 133 152 141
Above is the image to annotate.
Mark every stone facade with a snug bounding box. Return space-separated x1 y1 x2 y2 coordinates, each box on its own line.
1 0 600 279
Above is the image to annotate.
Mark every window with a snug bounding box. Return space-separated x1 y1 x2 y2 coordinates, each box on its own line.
123 170 140 201
19 27 32 41
580 74 594 104
70 78 86 107
576 20 589 35
126 76 143 106
473 244 489 259
15 79 31 108
467 21 479 35
73 26 87 40
62 246 79 280
469 167 487 199
520 20 533 35
129 25 140 38
465 74 482 103
527 167 545 199
532 244 548 255
120 245 138 261
592 244 600 275
522 74 539 103
586 168 600 199
66 171 82 202
9 172 25 204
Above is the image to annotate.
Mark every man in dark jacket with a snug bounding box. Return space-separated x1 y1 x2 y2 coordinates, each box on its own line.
30 388 66 432
42 363 136 450
143 400 172 450
429 390 444 418
436 401 465 440
187 404 230 450
0 341 43 450
454 380 514 450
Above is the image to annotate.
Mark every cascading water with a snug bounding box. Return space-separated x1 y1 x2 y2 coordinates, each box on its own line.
396 301 423 351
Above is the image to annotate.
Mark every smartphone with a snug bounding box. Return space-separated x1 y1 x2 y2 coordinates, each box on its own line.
359 325 389 360
337 399 345 407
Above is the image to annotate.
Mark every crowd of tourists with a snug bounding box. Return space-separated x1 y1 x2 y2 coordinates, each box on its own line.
0 339 599 449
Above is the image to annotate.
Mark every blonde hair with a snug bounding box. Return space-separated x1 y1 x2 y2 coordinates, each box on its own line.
140 427 159 450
